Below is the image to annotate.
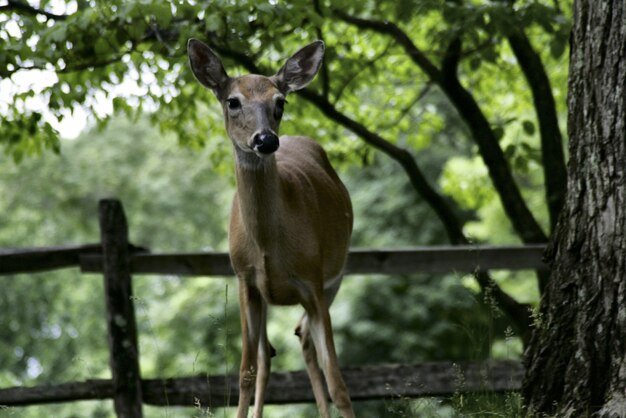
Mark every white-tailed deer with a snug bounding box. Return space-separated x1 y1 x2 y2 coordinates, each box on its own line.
188 39 355 418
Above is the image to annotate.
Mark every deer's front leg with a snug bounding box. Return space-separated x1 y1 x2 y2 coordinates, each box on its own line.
253 300 270 417
237 278 267 418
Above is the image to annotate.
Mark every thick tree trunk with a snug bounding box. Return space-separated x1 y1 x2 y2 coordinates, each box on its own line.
523 1 626 416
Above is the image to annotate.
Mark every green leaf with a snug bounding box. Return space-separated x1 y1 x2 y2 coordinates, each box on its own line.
205 13 222 32
127 20 147 40
12 147 24 163
504 144 516 159
522 120 535 136
521 142 542 164
112 97 131 116
94 38 110 55
469 58 482 71
31 56 48 68
152 3 172 27
514 155 529 173
76 8 98 29
549 36 567 59
49 25 68 43
493 126 505 141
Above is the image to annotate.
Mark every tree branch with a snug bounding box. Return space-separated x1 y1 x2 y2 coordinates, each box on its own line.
475 271 532 340
2 55 125 77
332 41 394 104
59 55 127 74
441 37 462 80
334 10 442 81
379 82 432 130
0 0 68 20
312 0 330 100
507 30 567 232
334 10 548 245
300 89 466 241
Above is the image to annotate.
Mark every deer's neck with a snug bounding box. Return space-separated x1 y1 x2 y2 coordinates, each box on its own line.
234 149 283 249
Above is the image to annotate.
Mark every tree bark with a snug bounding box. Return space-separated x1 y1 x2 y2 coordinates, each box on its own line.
523 1 626 416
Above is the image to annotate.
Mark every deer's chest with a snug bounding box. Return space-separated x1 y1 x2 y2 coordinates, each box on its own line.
229 218 320 303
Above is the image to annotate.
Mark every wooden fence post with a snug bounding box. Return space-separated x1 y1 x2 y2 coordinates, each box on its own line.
99 199 143 418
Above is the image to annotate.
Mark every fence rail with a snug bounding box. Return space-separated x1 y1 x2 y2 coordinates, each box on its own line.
0 199 543 417
2 244 547 277
0 361 523 407
0 243 102 275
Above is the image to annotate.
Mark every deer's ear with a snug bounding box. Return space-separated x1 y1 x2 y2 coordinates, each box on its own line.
272 41 325 94
188 39 229 93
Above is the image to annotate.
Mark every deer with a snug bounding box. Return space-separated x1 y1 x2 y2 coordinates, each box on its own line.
188 39 355 418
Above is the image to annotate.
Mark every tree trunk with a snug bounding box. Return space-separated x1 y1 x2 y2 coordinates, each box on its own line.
523 1 626 416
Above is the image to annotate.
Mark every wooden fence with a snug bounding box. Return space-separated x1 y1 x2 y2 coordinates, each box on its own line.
0 199 545 417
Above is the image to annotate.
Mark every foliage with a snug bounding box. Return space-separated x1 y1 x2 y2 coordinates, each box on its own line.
0 116 523 417
0 0 569 165
0 0 571 250
0 117 238 417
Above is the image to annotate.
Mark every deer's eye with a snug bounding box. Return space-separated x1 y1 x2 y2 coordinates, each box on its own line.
226 97 241 110
275 98 287 119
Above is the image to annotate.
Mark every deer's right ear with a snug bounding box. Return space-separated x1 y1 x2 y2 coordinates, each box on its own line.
273 40 325 94
188 39 229 93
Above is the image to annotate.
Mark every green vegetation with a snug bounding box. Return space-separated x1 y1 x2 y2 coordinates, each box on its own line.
0 117 527 417
0 0 571 416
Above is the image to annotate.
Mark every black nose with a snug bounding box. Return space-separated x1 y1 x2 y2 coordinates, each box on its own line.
252 132 279 154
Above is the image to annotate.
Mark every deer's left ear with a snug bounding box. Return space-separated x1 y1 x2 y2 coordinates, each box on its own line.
188 38 229 95
272 41 325 94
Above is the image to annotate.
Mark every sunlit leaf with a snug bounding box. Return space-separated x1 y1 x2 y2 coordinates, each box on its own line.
522 120 535 135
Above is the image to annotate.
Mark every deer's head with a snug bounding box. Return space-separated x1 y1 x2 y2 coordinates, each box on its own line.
188 39 324 157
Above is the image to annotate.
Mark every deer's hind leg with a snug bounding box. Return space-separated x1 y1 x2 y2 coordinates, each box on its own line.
296 313 331 418
296 278 354 418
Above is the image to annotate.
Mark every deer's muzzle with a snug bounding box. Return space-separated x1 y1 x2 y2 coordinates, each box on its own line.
252 131 279 155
